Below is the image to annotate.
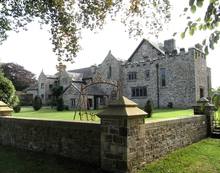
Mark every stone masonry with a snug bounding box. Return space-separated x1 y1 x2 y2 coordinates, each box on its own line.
0 97 211 173
27 38 212 109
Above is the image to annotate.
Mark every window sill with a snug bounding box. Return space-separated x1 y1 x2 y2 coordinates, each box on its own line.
131 96 147 99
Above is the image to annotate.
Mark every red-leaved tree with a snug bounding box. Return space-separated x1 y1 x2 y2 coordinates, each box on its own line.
1 63 37 91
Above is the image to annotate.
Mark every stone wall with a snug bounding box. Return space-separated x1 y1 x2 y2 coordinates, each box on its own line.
144 115 207 164
0 113 208 173
0 117 101 165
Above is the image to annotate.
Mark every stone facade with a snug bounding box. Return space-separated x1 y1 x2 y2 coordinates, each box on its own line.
28 38 212 108
37 71 58 105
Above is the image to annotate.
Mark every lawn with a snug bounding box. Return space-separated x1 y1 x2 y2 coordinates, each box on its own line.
0 138 219 173
12 107 194 121
139 138 220 173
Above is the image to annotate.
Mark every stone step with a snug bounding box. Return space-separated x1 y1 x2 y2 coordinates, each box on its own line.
211 133 220 139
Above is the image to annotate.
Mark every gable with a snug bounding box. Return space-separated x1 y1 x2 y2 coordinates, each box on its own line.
127 39 165 63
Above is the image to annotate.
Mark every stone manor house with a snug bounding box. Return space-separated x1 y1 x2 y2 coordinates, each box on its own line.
26 38 212 109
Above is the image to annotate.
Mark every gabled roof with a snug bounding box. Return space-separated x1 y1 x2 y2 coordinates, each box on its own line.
63 83 108 96
46 75 59 79
67 72 83 82
127 38 166 62
86 85 108 96
25 83 38 91
68 67 92 79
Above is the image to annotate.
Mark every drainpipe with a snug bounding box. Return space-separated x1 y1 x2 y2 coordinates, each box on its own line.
156 64 159 108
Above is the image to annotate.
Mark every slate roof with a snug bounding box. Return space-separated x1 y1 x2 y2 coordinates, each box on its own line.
67 83 108 96
25 83 38 91
67 72 83 81
68 67 92 79
46 75 58 79
128 38 166 62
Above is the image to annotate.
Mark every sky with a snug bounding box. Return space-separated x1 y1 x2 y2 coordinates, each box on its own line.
0 1 220 89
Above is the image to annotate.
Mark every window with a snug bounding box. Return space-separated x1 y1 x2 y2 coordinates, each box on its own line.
100 98 105 105
161 69 166 87
41 94 44 99
48 95 52 100
128 72 137 81
54 81 58 86
41 83 44 89
70 99 76 107
62 78 67 84
146 70 150 79
49 84 53 89
131 87 147 97
107 66 112 79
200 88 204 98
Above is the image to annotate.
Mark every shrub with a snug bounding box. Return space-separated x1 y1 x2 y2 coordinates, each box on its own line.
144 99 154 118
13 102 21 113
65 105 69 110
33 96 42 111
57 98 64 111
168 102 173 108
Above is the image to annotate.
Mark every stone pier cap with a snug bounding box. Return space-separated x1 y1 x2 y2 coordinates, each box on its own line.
97 96 148 119
0 101 13 116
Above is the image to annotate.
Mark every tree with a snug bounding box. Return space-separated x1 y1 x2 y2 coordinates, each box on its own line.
144 99 154 118
33 96 42 111
212 86 220 99
175 0 220 55
57 97 64 111
0 63 37 91
0 68 19 107
51 85 63 101
0 0 171 68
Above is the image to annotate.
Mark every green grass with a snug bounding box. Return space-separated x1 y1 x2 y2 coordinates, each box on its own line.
12 108 103 121
0 144 103 173
139 138 220 173
11 108 194 121
0 138 219 172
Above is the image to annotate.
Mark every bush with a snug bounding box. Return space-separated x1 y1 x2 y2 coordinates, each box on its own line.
57 98 64 111
13 102 21 113
168 102 173 108
144 99 154 118
33 96 42 111
65 105 69 110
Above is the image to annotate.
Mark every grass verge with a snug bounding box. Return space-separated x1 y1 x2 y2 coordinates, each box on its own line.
0 144 104 173
0 138 219 172
139 138 220 173
12 108 194 121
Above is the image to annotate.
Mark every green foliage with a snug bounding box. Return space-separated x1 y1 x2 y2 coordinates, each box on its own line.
51 86 63 101
33 96 42 111
0 63 37 91
144 99 154 118
176 0 220 55
0 0 171 68
0 70 19 108
213 96 219 108
13 102 21 113
57 98 64 111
